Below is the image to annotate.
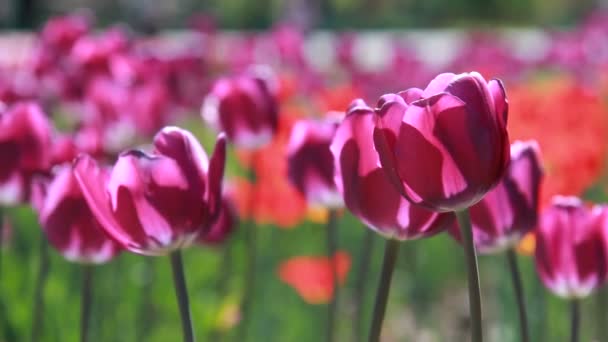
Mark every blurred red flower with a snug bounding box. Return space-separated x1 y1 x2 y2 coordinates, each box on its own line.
278 251 351 304
508 75 608 206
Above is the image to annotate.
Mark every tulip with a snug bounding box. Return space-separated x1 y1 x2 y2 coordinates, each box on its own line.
373 72 510 213
74 126 226 255
535 196 608 342
373 72 510 342
330 100 454 240
449 140 543 254
448 140 542 342
330 99 454 342
36 165 122 264
535 196 607 299
0 102 53 205
287 117 344 342
34 165 122 342
287 118 342 208
75 126 225 342
202 70 278 149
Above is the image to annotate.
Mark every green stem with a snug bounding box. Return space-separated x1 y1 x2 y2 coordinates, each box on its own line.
570 299 580 342
506 248 529 342
597 287 607 342
235 157 259 342
456 209 483 342
170 250 195 342
367 239 400 342
136 258 156 341
80 265 94 342
326 209 339 342
30 237 50 342
354 229 375 342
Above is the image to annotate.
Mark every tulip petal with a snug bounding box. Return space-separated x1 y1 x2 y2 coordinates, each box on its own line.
207 134 227 221
73 155 134 248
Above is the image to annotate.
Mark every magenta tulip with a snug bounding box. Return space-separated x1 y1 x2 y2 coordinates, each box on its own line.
535 196 607 298
449 140 543 253
74 126 226 255
287 118 342 208
374 72 510 212
330 100 454 240
202 71 278 149
35 166 121 263
0 102 53 205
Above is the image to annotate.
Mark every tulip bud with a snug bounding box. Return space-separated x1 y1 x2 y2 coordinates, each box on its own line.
449 140 543 253
287 118 342 208
374 72 510 212
535 196 607 298
330 100 454 240
35 166 121 264
202 70 278 149
74 126 226 255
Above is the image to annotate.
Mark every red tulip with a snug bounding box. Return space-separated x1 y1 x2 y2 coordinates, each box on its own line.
278 251 351 304
374 72 510 212
287 118 342 208
0 102 53 205
535 196 607 298
74 126 226 255
449 140 543 253
330 100 454 240
35 166 121 263
202 70 278 149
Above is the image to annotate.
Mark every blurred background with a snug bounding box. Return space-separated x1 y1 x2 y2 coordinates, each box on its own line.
1 1 608 342
1 0 607 30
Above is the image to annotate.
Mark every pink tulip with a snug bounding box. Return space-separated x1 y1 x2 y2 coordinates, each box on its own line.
287 118 342 208
0 102 53 205
202 71 278 149
74 127 226 255
35 166 121 263
449 140 543 253
535 196 607 298
330 100 454 240
374 72 510 212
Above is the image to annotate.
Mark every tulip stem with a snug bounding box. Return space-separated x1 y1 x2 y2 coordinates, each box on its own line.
597 288 608 342
80 265 94 342
326 209 339 342
236 157 259 342
570 299 580 342
355 229 375 342
170 250 195 342
456 209 483 342
506 248 529 342
368 239 400 342
30 237 50 342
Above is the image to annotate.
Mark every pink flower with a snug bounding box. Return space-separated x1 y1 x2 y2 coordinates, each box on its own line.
535 196 608 298
287 118 342 208
449 141 543 253
74 127 226 255
374 72 510 212
202 71 278 149
35 166 122 264
330 100 454 240
0 102 53 205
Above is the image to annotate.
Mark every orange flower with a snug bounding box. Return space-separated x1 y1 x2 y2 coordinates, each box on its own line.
508 75 608 206
278 251 351 304
314 84 362 113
